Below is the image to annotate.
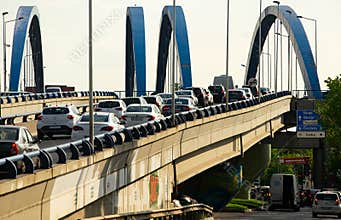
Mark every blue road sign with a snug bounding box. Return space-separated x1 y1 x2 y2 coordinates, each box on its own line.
297 110 322 131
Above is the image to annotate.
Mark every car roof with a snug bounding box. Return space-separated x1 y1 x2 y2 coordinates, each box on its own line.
98 99 122 102
127 104 155 107
0 125 23 129
82 112 113 116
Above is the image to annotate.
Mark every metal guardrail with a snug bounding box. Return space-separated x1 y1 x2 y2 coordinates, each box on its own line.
291 89 329 99
0 91 291 179
0 91 118 121
81 204 214 220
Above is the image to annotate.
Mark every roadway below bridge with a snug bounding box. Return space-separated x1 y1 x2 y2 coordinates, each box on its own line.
214 207 337 220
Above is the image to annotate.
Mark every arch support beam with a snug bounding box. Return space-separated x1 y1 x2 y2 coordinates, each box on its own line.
126 7 146 97
9 6 44 92
245 5 322 99
156 6 192 93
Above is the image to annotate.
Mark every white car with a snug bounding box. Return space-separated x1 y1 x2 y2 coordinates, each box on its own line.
312 191 341 218
121 97 147 107
0 125 40 158
122 104 164 127
37 105 81 139
237 87 254 99
95 99 127 119
175 90 198 105
71 112 124 140
158 93 178 101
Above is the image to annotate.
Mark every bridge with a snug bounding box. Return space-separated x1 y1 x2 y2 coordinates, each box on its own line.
0 3 327 220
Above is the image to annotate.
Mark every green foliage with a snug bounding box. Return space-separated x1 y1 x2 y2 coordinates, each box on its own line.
230 198 265 208
261 149 313 185
224 203 249 212
316 74 341 184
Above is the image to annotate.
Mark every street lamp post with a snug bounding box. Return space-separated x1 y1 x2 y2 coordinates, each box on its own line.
225 0 230 106
171 0 176 126
258 0 262 101
262 52 272 89
286 10 292 93
273 1 280 93
88 0 94 147
2 13 23 92
297 15 317 72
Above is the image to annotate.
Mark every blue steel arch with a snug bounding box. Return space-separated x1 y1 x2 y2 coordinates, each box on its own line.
156 6 192 93
126 7 146 96
245 5 322 99
10 6 44 92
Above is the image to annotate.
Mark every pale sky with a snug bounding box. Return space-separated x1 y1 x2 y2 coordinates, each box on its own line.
1 0 340 91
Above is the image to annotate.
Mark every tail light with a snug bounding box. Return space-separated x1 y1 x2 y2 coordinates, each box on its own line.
10 143 19 155
115 107 123 111
101 126 114 131
336 199 340 205
163 106 170 111
314 199 318 205
149 115 156 121
95 108 101 111
183 106 190 111
37 115 43 120
67 115 74 120
73 126 83 131
121 115 127 120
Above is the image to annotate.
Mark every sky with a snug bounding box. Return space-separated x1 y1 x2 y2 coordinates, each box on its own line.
1 0 340 92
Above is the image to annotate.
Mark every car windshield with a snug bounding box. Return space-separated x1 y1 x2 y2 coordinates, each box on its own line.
165 99 189 105
122 98 140 106
159 94 172 99
80 114 109 122
43 107 69 114
0 128 18 140
229 91 243 99
209 86 223 93
176 91 192 96
98 101 120 108
316 193 338 200
143 97 157 104
127 106 152 112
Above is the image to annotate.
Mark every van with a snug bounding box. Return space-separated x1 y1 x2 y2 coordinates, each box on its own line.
213 75 234 90
269 174 300 211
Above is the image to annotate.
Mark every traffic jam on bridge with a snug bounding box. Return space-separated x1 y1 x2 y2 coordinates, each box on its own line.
0 1 339 220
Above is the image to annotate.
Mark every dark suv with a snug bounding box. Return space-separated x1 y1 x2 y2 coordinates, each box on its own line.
184 87 208 107
208 85 226 103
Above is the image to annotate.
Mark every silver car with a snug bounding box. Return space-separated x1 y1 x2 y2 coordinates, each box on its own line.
312 191 341 218
122 104 164 127
95 99 127 119
0 126 40 158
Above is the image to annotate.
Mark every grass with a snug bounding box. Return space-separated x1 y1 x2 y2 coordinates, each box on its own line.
224 203 249 212
230 198 266 209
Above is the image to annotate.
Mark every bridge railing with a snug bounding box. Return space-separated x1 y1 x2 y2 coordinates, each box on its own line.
0 90 118 124
0 91 291 179
291 89 329 99
81 204 213 220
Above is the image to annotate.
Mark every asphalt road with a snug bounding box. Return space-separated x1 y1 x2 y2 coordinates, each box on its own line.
214 207 339 220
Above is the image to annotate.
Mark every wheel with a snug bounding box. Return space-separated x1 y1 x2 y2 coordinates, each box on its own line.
37 130 44 139
312 212 318 218
338 214 341 218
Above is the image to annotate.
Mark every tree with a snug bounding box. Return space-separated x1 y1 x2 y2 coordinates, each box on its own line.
316 74 341 185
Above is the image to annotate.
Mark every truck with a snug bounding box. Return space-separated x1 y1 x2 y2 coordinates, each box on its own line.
213 75 234 90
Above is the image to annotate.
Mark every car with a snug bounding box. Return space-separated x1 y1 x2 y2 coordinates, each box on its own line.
162 97 198 116
71 112 124 140
228 89 247 102
260 87 271 95
243 85 259 97
204 88 214 105
237 87 254 99
158 93 178 101
0 125 40 158
95 99 127 119
175 90 198 105
121 97 147 106
45 86 62 93
183 87 208 107
312 191 341 218
208 85 226 103
142 95 164 110
37 105 81 139
122 104 164 127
